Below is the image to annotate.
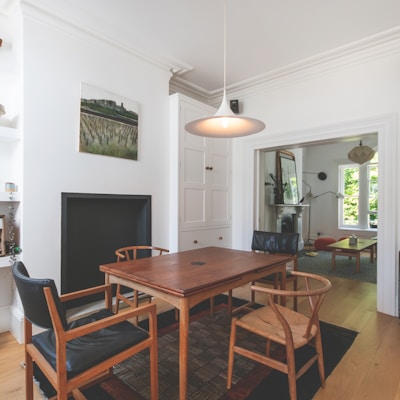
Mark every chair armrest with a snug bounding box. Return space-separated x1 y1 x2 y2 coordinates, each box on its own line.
59 284 112 302
65 302 157 341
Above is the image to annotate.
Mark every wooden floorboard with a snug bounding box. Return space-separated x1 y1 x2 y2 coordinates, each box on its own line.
1 275 399 399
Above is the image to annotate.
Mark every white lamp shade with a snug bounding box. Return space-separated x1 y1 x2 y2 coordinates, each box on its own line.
184 0 265 139
185 96 265 138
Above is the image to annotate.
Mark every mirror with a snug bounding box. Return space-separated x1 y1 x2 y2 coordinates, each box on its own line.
0 215 5 255
276 150 299 204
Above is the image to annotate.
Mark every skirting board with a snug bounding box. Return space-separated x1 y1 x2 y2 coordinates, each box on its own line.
9 304 24 343
0 304 11 333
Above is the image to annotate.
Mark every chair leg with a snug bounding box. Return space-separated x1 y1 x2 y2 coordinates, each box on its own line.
25 352 34 400
293 278 298 311
314 330 326 388
226 318 237 389
115 284 121 313
286 347 298 400
133 289 139 325
24 320 34 400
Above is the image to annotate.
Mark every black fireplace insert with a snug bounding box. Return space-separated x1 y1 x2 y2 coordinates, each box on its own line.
61 193 151 307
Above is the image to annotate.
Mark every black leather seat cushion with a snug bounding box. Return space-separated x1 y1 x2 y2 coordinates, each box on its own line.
32 309 148 377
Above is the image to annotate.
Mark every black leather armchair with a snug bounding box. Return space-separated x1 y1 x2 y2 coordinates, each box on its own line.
12 261 158 400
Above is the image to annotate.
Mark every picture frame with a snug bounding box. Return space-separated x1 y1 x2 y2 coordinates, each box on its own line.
79 83 139 161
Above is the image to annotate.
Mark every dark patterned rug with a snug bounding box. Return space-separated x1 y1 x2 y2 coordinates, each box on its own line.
298 251 377 283
34 295 357 400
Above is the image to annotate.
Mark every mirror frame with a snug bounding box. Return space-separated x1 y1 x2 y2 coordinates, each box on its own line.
276 150 299 205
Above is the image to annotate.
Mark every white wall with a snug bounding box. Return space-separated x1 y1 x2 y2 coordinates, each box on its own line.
230 47 400 316
9 5 172 340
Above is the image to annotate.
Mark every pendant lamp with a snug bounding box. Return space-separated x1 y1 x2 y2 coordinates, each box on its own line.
347 141 375 164
184 0 265 138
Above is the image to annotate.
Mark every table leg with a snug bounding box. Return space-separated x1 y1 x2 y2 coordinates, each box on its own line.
356 252 361 273
331 250 336 270
370 245 375 263
179 299 190 400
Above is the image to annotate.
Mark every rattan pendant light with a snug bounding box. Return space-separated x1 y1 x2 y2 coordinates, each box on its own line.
347 141 375 164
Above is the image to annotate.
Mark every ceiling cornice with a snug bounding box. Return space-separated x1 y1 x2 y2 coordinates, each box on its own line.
18 0 400 105
171 26 400 106
20 0 193 79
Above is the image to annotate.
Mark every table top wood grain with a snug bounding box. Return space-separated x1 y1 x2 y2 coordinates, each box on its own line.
100 246 291 297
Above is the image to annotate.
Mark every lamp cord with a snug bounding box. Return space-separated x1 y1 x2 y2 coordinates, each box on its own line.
223 0 227 97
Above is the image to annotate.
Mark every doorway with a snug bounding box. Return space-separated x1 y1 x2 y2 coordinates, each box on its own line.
241 115 397 316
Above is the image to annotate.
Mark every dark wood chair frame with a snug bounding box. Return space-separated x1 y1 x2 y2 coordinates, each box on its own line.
13 262 159 400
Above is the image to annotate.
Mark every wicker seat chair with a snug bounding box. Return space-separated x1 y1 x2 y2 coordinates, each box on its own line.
227 271 332 400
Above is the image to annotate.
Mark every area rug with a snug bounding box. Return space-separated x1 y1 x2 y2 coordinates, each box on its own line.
33 296 357 400
298 251 377 283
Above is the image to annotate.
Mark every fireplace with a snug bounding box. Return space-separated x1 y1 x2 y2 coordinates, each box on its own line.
61 193 151 307
280 214 295 233
270 204 308 250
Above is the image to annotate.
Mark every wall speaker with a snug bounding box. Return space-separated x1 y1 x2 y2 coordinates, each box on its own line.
230 99 239 114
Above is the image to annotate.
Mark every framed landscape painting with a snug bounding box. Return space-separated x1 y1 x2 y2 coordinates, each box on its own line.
79 83 139 160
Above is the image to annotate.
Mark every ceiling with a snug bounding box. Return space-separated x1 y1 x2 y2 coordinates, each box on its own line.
15 0 400 96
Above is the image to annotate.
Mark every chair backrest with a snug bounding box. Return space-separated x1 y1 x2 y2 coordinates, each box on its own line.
251 231 299 256
252 271 332 338
115 245 169 262
12 261 68 330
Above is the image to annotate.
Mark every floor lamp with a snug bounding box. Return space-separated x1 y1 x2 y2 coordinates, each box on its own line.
305 190 344 246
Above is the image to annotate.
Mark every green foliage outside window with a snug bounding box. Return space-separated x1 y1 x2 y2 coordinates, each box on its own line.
342 152 378 228
343 167 359 225
368 164 378 227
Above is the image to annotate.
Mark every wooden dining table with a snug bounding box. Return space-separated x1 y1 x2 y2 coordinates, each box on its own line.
100 246 291 400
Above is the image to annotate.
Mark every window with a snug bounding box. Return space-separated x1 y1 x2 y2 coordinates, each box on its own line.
339 152 378 230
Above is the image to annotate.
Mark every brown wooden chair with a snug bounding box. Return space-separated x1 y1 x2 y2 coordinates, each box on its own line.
114 245 169 316
227 271 331 400
12 261 158 400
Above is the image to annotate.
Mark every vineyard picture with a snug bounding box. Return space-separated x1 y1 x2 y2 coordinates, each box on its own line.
79 83 139 160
